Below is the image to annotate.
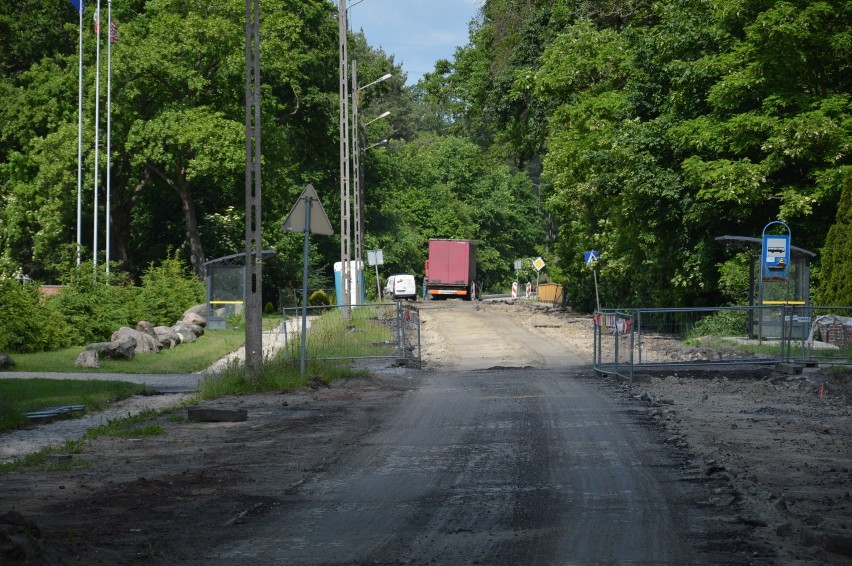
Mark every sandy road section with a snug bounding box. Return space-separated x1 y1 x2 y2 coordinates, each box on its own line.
418 300 591 369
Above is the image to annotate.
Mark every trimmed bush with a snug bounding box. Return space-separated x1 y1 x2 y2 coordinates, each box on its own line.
0 279 69 352
133 252 205 326
47 265 136 345
308 290 332 307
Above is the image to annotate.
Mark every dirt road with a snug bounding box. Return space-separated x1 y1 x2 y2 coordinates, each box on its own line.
1 300 850 564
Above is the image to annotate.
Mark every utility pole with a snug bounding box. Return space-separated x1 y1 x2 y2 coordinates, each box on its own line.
338 0 352 317
351 59 362 304
244 0 263 380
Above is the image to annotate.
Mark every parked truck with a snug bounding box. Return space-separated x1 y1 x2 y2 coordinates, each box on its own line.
425 239 477 300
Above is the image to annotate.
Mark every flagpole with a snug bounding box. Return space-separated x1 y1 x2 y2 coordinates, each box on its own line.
93 0 101 273
105 0 112 274
75 0 84 266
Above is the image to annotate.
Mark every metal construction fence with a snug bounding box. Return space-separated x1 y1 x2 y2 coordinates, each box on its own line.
594 305 852 382
278 302 421 367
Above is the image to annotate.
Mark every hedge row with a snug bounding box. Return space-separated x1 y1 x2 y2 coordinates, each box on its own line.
0 256 204 353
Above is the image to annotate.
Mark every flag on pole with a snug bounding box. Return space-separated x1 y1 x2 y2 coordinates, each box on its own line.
69 0 84 13
94 10 100 34
109 20 118 44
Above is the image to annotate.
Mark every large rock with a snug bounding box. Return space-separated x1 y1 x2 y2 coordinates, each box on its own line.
0 352 14 370
136 320 156 338
182 321 204 337
111 327 160 354
182 304 207 325
171 323 198 344
86 338 136 360
153 326 181 349
182 312 206 328
74 349 99 368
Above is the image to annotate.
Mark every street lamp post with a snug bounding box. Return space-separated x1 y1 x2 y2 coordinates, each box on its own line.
338 0 352 317
351 65 392 302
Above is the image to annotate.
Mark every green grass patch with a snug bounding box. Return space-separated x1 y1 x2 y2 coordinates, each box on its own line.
0 378 147 433
199 356 372 399
84 409 165 439
7 328 245 374
199 307 392 399
0 440 90 474
281 305 398 360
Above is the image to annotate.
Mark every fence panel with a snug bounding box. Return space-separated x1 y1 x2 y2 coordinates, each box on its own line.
635 306 783 367
593 310 635 381
788 306 852 365
594 305 852 381
279 302 421 366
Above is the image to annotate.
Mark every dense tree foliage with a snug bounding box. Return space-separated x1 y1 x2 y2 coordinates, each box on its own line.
817 171 852 306
437 0 850 309
1 0 848 314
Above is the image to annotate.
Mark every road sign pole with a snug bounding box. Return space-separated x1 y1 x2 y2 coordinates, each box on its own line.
375 262 381 298
299 197 313 376
593 269 601 313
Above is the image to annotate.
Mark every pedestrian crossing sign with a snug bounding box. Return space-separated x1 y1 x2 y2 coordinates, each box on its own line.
584 251 599 266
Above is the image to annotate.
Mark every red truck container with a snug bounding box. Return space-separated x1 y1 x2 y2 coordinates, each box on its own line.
425 239 477 300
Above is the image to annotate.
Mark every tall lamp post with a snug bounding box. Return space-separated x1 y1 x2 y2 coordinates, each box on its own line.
338 0 352 317
351 63 392 302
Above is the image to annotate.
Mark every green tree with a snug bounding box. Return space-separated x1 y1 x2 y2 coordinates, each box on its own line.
816 171 852 305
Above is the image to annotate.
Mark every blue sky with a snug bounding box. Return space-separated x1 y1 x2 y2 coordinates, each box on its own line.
346 0 483 85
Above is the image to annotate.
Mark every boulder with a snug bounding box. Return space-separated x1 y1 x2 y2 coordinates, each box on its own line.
111 327 160 354
171 323 198 344
182 304 207 325
74 349 99 368
182 321 204 337
136 320 156 338
182 311 206 328
0 352 15 370
153 326 180 349
87 338 136 360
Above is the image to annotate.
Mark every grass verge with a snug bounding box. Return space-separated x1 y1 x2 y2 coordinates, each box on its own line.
6 329 245 374
0 440 90 474
200 305 397 398
2 307 398 471
0 378 149 433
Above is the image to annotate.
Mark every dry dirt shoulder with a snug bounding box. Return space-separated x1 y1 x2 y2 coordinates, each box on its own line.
1 374 417 564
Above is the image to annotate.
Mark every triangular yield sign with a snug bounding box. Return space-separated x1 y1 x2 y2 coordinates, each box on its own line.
282 184 334 235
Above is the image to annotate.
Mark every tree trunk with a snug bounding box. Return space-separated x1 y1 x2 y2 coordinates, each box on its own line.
147 164 206 280
110 168 150 271
175 181 206 280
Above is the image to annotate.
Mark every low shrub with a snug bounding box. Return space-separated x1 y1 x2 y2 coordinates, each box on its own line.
47 265 136 345
688 309 749 339
0 279 70 352
308 290 332 307
133 251 205 326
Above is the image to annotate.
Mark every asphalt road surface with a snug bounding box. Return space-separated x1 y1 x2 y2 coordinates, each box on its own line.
210 302 727 564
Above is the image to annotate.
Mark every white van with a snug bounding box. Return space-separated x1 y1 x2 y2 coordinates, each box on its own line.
384 274 417 301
